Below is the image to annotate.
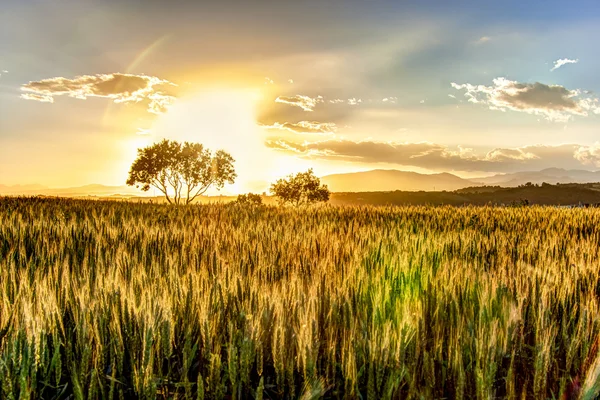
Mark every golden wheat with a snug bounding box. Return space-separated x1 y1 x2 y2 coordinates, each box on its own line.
1 197 599 399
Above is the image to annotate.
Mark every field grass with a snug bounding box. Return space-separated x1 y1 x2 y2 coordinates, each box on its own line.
1 197 600 399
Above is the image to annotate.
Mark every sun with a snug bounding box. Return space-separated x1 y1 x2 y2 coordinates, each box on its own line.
150 89 278 195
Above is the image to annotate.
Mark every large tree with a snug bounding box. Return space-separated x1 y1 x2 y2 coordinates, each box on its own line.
126 139 236 205
270 169 330 207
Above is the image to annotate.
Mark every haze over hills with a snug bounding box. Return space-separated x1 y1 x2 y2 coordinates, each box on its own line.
2 168 600 197
0 184 142 197
320 169 480 192
473 168 600 187
0 184 47 193
321 168 600 192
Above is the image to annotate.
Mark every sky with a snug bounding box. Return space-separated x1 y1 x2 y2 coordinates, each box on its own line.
1 0 600 194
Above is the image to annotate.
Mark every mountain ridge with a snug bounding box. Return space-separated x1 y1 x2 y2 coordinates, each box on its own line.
320 169 480 192
0 184 142 197
473 168 600 186
3 168 600 196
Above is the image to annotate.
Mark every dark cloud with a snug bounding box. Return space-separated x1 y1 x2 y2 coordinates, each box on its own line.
451 78 600 122
92 74 149 96
20 73 177 114
266 138 587 172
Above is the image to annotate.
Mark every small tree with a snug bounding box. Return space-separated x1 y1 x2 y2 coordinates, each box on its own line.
126 139 236 205
234 193 263 206
270 169 330 207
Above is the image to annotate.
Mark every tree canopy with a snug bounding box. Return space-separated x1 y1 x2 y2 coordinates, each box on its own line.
270 169 330 207
126 139 236 205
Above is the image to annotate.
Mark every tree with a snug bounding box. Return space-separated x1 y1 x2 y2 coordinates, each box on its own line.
270 169 330 207
234 193 263 206
126 139 236 205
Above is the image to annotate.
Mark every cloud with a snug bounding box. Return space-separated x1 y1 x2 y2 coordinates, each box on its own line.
146 92 175 114
136 128 151 135
288 79 294 84
264 77 274 84
20 93 54 103
382 97 398 104
574 143 600 167
272 96 367 107
266 138 587 172
20 73 177 114
451 77 600 122
484 147 540 161
0 70 7 78
550 58 579 72
260 121 337 135
275 94 323 111
476 36 491 44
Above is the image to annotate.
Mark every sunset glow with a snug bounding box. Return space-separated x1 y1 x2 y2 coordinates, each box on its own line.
4 2 600 398
1 0 600 194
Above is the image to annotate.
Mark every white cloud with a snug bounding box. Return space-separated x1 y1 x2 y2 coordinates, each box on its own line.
146 92 176 114
347 98 362 105
20 93 54 103
550 58 579 72
275 94 324 111
136 128 151 135
485 148 540 161
451 77 600 122
260 120 337 135
288 79 294 84
329 99 345 104
574 143 600 167
475 36 491 45
20 73 177 114
264 77 274 84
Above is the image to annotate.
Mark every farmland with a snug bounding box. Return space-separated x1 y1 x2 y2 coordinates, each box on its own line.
1 197 600 399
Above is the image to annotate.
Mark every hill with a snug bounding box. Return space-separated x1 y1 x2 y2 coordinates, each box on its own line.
330 182 600 206
321 169 480 192
0 183 142 197
4 168 600 200
475 168 600 187
321 168 600 192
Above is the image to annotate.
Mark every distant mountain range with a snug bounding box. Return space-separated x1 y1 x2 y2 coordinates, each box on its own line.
2 168 600 196
320 168 600 192
320 170 478 192
0 184 142 197
473 168 600 187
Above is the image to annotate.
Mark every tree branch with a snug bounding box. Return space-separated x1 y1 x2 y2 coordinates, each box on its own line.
187 179 216 204
150 177 171 204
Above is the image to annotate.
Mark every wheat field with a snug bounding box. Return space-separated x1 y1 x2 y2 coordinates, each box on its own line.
1 197 599 399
